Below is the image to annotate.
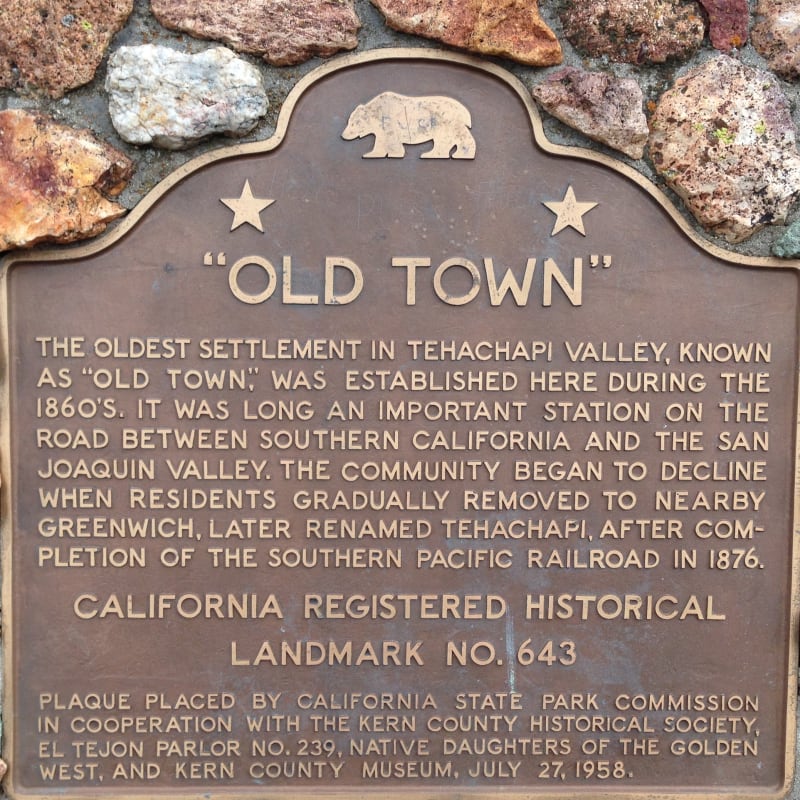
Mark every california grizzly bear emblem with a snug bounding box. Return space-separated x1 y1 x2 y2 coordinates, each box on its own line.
342 92 476 159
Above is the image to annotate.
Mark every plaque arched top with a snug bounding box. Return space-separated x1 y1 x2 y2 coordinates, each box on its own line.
2 47 799 272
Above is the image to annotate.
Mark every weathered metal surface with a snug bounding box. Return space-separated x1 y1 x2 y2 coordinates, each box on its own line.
1 51 798 800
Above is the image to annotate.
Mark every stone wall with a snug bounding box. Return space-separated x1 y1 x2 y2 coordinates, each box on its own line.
1 0 800 259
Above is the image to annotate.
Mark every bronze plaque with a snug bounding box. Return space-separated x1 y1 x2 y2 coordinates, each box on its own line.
2 51 799 799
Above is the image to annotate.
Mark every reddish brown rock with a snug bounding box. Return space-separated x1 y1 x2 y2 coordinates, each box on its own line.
752 0 800 79
0 0 133 98
649 56 800 243
0 111 133 252
371 0 562 66
697 0 749 51
532 68 648 159
561 0 705 64
150 0 360 66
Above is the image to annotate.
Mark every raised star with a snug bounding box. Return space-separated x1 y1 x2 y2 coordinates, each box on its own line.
543 185 598 236
220 180 274 232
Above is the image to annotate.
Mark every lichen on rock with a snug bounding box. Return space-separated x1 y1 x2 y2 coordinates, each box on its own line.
648 55 800 243
697 0 749 52
772 220 800 258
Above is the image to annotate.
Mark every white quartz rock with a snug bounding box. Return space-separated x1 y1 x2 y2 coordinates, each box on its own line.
106 45 268 150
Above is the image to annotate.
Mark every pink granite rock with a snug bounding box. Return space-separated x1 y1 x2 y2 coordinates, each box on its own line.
561 0 705 64
649 56 800 243
532 68 648 159
0 111 133 251
752 0 800 79
371 0 562 66
150 0 360 66
697 0 749 51
0 0 133 98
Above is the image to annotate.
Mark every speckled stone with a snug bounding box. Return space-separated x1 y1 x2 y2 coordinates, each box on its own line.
697 0 749 51
0 111 132 252
532 67 648 159
150 0 360 66
560 0 705 64
649 55 800 243
772 220 800 257
371 0 562 66
106 46 268 150
752 0 800 79
0 0 133 98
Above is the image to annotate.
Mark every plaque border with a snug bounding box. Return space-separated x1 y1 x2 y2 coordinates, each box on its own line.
0 47 798 800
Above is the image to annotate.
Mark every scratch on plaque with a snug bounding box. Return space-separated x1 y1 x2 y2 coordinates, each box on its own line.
505 612 517 693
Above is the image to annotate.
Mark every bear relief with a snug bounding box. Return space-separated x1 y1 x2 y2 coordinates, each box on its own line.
342 92 476 159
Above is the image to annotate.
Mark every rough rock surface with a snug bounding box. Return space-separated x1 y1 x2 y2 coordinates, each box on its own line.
649 55 800 243
371 0 562 66
532 68 648 159
752 0 800 79
772 220 800 258
106 46 268 150
0 0 133 98
698 0 749 51
150 0 360 66
561 0 705 64
0 111 133 251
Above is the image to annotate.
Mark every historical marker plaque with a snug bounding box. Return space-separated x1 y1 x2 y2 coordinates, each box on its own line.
2 51 799 799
